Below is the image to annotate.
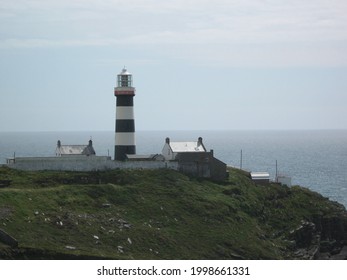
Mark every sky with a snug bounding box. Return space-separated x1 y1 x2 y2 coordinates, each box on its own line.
0 0 347 131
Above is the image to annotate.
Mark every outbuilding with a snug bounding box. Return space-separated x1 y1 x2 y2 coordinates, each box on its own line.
162 137 206 161
55 140 96 156
126 154 165 161
251 172 270 185
161 137 227 181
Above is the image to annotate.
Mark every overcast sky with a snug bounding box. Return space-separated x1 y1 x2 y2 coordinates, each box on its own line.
1 0 347 131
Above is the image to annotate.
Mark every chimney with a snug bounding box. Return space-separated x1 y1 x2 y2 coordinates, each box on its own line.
198 137 203 146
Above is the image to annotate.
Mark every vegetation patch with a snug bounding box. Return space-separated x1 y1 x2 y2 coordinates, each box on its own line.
0 166 346 259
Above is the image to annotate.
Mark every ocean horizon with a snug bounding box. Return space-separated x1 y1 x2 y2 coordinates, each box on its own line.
1 129 346 208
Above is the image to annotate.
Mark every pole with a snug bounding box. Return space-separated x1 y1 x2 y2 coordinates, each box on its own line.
240 149 243 170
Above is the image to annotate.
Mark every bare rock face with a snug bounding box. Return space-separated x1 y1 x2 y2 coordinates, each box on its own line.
288 220 320 259
290 221 317 247
317 212 347 259
288 212 347 259
320 214 347 241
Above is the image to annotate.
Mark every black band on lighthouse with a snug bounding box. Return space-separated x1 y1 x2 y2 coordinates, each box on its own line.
115 119 135 132
116 96 134 106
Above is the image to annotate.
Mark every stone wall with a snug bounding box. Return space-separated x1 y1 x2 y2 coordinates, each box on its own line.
6 154 227 181
6 156 179 172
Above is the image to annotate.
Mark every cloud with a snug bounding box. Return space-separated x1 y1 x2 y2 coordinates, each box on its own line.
0 38 118 49
1 0 347 67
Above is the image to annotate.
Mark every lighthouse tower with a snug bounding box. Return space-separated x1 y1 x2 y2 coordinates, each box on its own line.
114 68 136 161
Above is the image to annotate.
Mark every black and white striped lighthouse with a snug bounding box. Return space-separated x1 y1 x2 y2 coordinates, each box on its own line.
114 68 136 161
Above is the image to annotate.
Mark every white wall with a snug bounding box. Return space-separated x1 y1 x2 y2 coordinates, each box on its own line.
7 156 178 172
162 143 176 160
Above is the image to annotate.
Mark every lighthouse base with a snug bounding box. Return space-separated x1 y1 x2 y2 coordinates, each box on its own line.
114 145 136 161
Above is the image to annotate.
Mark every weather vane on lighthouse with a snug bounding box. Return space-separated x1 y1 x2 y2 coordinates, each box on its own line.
114 67 136 160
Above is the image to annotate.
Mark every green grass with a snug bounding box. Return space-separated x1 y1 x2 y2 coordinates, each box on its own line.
0 166 346 259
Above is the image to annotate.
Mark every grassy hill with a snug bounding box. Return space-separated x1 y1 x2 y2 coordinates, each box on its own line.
0 166 346 259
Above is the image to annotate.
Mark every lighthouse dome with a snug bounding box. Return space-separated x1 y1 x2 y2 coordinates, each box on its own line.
120 68 131 75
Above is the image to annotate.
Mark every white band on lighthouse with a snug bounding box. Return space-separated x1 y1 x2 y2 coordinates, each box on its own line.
115 133 135 146
116 106 134 120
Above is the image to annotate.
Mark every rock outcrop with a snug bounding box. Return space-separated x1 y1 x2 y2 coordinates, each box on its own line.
287 211 347 259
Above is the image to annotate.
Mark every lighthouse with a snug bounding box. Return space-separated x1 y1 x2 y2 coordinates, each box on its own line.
114 68 136 160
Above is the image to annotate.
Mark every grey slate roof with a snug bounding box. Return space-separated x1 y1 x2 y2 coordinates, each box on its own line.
56 140 96 156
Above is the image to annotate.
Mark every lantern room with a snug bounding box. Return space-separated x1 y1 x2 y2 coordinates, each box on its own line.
114 67 135 96
117 68 133 87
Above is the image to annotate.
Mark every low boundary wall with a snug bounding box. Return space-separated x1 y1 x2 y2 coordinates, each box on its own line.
6 156 178 172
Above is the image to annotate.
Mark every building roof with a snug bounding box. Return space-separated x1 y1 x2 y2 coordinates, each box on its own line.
167 136 207 153
250 172 270 180
56 140 96 156
126 154 165 161
169 141 206 153
126 154 164 161
58 145 95 156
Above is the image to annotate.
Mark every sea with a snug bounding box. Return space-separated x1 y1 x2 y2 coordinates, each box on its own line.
1 130 346 208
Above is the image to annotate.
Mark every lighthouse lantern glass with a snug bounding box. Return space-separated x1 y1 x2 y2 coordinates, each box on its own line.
118 74 132 87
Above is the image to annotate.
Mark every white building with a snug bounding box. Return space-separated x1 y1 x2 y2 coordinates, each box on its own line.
161 137 206 161
55 140 96 157
251 172 270 185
